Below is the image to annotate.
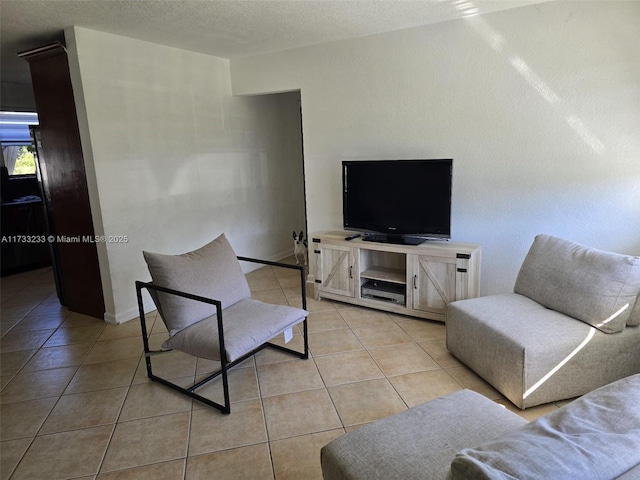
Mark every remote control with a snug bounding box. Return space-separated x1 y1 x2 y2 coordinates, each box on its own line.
345 234 361 241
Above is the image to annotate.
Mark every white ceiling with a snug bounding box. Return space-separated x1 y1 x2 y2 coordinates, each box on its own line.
1 0 547 85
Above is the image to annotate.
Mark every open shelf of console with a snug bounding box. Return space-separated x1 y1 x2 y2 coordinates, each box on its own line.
312 231 481 322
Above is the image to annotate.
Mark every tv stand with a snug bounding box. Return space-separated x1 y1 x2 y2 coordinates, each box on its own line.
363 233 428 246
312 231 481 322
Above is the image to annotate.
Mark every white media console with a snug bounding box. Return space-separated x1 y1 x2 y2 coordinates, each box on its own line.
312 231 481 322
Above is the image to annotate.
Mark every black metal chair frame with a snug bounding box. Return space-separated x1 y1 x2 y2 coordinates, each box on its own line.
135 256 309 414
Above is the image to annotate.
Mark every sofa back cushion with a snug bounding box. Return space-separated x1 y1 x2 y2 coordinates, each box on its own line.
447 374 640 480
514 235 640 333
143 233 251 336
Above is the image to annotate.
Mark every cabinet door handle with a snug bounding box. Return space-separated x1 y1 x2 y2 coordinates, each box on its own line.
413 275 417 289
349 266 353 279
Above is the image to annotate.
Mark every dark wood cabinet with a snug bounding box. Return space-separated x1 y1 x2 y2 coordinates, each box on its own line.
19 43 105 319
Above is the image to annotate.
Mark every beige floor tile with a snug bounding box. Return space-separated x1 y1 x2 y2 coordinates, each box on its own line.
394 317 446 341
271 429 344 480
150 316 169 334
11 425 113 480
262 388 342 441
309 328 362 356
0 397 57 440
198 370 260 406
0 366 77 404
389 369 462 408
368 342 441 376
351 322 413 348
83 336 143 364
0 438 32 480
248 276 282 292
9 315 66 333
65 358 138 394
185 443 273 480
21 306 69 323
98 320 144 341
257 358 324 397
338 307 393 328
314 350 383 386
250 289 289 306
306 311 348 332
246 265 277 280
22 343 93 372
419 338 463 368
277 275 302 289
101 412 190 473
0 375 12 389
254 334 307 365
0 304 36 320
189 399 267 455
281 286 303 303
44 324 105 347
143 350 198 380
0 317 22 335
119 381 192 421
40 387 128 434
96 459 185 479
0 349 35 376
328 378 407 427
445 365 502 399
287 293 337 313
0 328 55 353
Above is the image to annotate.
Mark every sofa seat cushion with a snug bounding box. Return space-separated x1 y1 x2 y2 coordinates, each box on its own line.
321 389 527 480
446 293 640 408
514 234 640 333
447 374 640 480
163 298 307 362
143 233 251 336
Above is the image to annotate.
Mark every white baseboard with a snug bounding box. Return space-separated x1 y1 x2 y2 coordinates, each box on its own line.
104 299 156 325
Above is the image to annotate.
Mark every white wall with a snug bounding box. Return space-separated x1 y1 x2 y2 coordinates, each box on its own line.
230 1 640 295
66 27 305 323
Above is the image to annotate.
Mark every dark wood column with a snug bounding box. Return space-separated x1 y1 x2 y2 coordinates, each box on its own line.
19 43 105 319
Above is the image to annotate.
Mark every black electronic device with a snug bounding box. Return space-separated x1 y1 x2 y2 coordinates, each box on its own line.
361 280 406 304
342 159 452 245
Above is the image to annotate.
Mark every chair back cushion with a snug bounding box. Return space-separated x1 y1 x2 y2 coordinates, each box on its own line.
514 235 640 333
143 233 251 336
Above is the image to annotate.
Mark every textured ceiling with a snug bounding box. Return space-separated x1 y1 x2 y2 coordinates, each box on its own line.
1 0 548 85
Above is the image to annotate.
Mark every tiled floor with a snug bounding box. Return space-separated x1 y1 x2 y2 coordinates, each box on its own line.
1 262 565 479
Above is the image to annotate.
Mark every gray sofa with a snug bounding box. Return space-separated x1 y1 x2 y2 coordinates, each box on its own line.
446 234 640 409
321 374 640 479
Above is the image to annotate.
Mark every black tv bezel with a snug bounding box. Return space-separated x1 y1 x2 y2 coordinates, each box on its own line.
342 158 453 243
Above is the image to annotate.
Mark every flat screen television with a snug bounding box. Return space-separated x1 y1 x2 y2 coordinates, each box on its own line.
342 159 452 245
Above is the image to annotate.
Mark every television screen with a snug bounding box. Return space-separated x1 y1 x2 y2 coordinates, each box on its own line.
342 159 452 243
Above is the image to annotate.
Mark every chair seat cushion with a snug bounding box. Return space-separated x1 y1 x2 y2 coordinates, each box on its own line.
163 298 308 362
447 374 640 480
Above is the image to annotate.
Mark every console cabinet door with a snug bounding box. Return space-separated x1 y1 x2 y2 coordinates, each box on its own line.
318 244 355 298
411 254 457 315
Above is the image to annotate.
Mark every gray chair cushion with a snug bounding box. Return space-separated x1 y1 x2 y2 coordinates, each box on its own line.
163 298 308 362
514 234 640 333
447 374 640 480
143 233 251 336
